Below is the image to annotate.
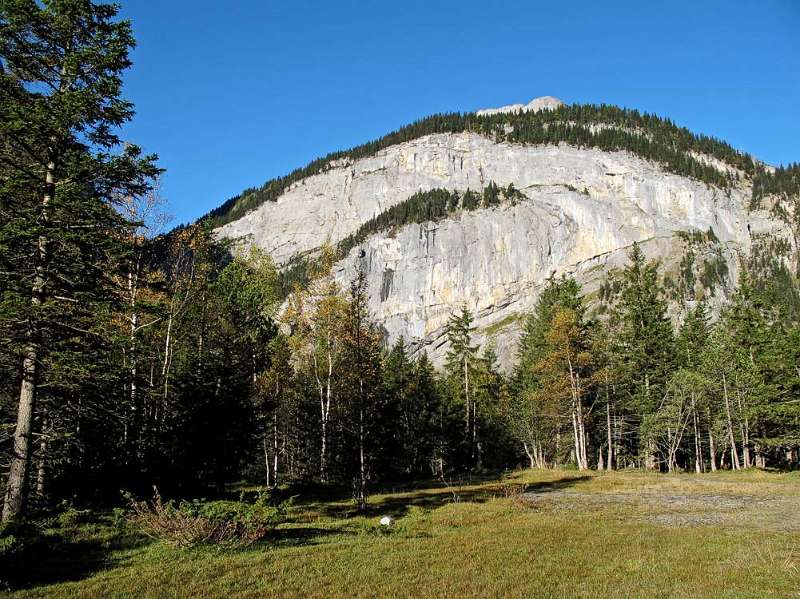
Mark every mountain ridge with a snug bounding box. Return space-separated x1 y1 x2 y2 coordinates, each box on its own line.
204 101 795 230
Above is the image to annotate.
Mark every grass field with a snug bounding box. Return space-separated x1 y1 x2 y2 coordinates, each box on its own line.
4 469 799 598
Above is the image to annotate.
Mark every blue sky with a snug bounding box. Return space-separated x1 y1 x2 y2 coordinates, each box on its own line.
118 0 799 225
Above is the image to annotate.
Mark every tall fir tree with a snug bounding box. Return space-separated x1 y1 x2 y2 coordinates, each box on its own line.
444 306 480 469
0 0 159 521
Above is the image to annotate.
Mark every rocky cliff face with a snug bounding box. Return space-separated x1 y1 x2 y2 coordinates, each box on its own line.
216 99 794 369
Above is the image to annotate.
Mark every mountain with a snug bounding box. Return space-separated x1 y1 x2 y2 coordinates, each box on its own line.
210 98 799 369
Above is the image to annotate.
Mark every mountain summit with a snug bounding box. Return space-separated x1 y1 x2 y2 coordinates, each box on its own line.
475 96 565 116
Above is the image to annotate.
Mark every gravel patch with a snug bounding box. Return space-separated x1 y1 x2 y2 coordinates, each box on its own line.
521 489 795 529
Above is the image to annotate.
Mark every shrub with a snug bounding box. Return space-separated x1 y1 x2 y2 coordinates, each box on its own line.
126 487 289 548
0 526 21 559
55 502 86 528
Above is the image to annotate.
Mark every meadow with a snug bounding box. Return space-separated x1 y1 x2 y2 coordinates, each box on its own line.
3 469 798 598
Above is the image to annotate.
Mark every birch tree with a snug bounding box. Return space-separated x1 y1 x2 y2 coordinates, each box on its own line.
284 245 345 482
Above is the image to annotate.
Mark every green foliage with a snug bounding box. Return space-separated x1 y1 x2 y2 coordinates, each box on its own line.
0 522 22 559
615 244 676 415
275 183 520 299
752 162 800 206
699 253 729 292
338 183 511 261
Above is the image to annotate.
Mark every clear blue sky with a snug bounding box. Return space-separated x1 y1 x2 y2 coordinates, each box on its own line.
118 0 799 226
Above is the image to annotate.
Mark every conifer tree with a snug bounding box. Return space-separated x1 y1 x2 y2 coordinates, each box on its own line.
613 244 675 468
341 265 383 508
444 306 479 468
0 0 159 521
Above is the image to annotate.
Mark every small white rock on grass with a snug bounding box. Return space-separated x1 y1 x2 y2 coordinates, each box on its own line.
379 516 393 527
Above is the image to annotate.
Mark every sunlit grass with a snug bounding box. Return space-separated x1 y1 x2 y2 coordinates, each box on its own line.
8 469 799 598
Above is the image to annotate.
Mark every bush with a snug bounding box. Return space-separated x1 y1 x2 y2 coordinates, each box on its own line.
126 487 289 548
55 501 87 528
0 526 21 559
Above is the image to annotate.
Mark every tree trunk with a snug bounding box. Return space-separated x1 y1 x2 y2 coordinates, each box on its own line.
691 393 702 473
35 410 49 499
754 444 765 469
463 355 471 466
320 416 328 482
645 439 658 471
571 410 582 470
707 407 718 472
264 432 271 488
2 154 55 523
568 358 586 470
597 445 605 471
273 412 279 487
606 393 613 471
667 427 674 473
523 442 535 469
2 350 37 522
645 374 658 470
313 347 333 483
722 373 741 470
736 391 751 468
357 405 366 510
537 443 545 469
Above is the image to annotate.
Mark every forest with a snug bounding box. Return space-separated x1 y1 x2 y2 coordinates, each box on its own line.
1 3 800 588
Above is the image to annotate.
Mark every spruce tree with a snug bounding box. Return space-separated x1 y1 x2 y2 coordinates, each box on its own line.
341 265 383 508
0 0 159 521
614 243 675 468
444 306 479 468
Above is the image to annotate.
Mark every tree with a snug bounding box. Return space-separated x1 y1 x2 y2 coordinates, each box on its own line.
284 245 346 482
645 369 701 473
340 265 383 509
383 338 439 477
537 307 594 470
0 0 159 521
444 306 479 469
255 334 294 488
511 277 587 468
669 302 716 473
613 243 675 469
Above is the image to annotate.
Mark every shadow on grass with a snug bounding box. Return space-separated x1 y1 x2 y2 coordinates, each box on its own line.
0 521 150 592
311 475 594 520
262 525 356 549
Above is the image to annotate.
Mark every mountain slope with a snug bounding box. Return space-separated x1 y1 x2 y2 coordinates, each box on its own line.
213 98 797 368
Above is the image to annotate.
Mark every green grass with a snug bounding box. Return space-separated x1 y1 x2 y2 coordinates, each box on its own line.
5 470 799 598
